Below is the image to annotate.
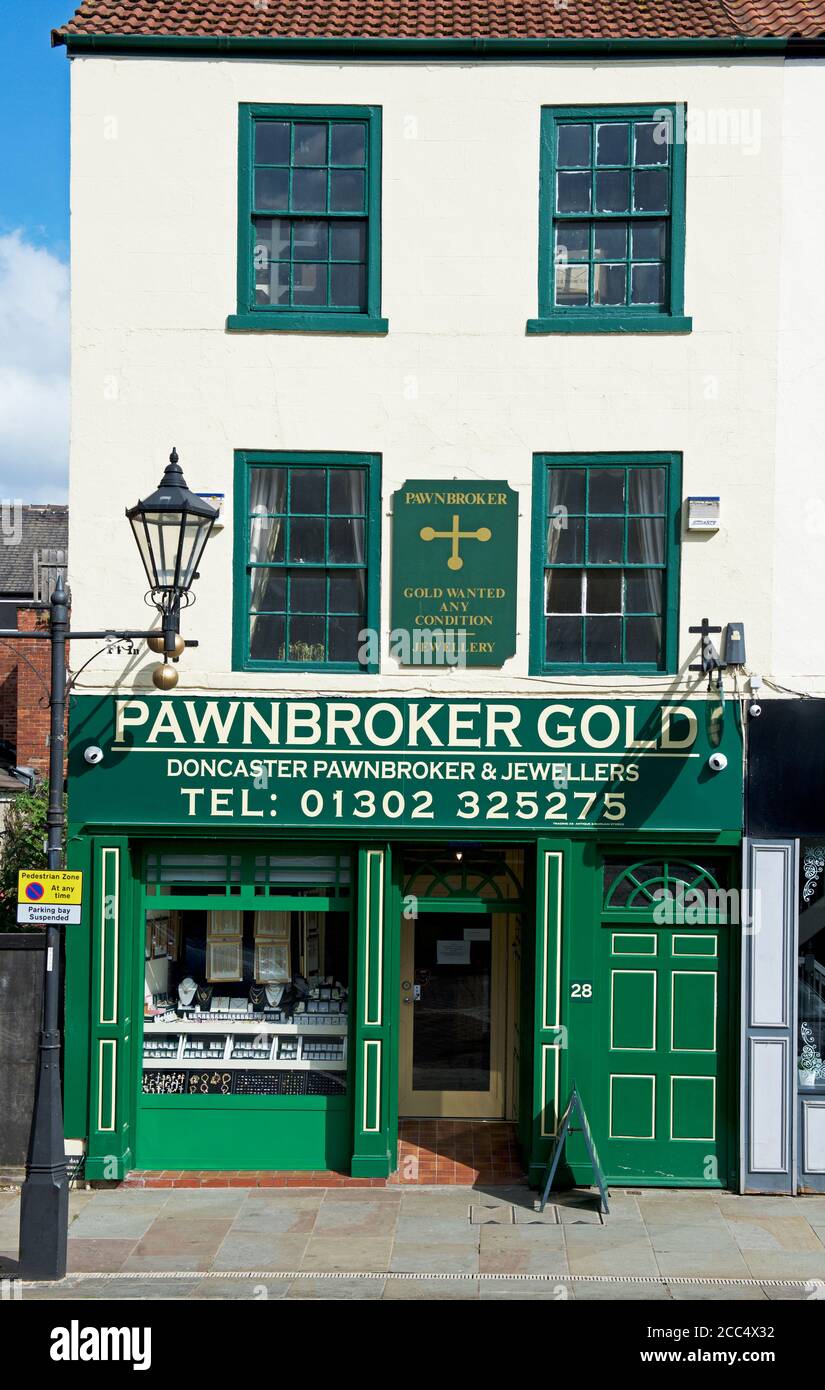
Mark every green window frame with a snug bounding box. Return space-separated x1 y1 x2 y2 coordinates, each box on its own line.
227 104 387 335
529 452 682 675
527 105 691 335
232 451 381 673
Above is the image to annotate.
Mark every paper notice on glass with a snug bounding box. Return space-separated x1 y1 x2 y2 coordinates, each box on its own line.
464 927 490 942
437 939 471 965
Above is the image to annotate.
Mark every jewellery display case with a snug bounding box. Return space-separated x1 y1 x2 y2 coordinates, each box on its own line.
142 892 351 1102
142 1016 347 1068
143 980 349 1095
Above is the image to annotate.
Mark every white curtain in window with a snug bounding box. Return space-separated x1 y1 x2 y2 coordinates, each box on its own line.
249 469 285 610
344 469 366 566
631 470 664 644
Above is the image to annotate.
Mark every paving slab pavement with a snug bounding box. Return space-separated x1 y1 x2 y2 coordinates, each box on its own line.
2 1181 825 1299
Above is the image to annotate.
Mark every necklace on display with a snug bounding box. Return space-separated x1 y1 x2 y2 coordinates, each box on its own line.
178 977 197 1008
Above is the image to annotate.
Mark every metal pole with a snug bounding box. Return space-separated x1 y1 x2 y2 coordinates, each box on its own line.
18 575 70 1279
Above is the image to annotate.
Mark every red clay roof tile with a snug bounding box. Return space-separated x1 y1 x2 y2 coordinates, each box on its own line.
56 0 825 41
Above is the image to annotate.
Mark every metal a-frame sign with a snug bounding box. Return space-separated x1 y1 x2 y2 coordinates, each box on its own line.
538 1084 610 1217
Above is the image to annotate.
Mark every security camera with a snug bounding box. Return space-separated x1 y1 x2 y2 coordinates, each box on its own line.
708 752 728 773
84 745 104 766
749 702 762 718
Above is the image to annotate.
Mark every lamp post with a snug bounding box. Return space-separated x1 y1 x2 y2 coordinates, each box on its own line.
2 450 216 1281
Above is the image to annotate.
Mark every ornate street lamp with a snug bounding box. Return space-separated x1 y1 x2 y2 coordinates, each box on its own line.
126 448 218 689
3 446 216 1280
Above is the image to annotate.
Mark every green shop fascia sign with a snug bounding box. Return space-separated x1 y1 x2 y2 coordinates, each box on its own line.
390 480 518 667
69 695 742 833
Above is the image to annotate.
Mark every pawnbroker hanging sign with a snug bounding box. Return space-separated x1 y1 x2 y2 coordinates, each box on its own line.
68 696 742 832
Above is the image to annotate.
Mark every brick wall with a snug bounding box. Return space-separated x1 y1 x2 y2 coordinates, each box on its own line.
0 605 68 776
0 667 17 748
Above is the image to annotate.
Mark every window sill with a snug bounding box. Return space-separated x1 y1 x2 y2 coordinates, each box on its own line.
526 314 692 336
236 662 376 675
226 312 389 335
532 664 672 676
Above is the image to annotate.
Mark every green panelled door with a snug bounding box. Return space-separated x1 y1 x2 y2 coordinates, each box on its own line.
597 920 729 1185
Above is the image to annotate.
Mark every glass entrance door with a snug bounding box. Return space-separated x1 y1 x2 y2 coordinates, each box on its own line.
399 913 507 1118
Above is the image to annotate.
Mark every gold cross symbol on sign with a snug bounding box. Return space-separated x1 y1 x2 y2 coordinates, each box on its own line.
419 515 492 571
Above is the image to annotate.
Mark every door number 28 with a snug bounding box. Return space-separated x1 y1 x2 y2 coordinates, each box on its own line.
570 982 593 999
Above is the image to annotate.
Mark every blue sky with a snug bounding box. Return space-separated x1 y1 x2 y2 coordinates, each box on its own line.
1 1 70 256
0 2 72 501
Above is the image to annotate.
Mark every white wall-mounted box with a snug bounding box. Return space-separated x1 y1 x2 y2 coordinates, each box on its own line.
197 493 225 531
688 496 721 531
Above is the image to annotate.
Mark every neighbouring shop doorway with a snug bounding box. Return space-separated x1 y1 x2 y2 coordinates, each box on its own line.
398 849 525 1121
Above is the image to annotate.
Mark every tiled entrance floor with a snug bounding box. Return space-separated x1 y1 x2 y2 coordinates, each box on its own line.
390 1121 524 1185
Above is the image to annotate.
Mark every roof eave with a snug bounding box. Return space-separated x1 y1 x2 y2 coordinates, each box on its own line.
52 31 820 59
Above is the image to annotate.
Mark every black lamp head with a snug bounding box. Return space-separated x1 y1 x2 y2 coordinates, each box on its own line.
126 448 218 598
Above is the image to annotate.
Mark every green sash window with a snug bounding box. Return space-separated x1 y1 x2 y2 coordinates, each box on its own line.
228 105 387 334
530 453 681 674
233 452 381 672
528 105 691 335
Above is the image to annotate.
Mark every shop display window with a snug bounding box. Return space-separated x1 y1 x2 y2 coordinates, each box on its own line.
142 897 349 1097
799 842 825 1089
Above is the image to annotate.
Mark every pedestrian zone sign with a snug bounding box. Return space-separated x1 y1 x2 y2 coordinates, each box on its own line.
16 870 83 925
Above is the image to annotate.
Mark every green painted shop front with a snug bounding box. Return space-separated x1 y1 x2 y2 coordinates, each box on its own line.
64 694 743 1187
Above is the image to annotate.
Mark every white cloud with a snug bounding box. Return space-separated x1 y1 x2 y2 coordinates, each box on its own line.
0 232 68 502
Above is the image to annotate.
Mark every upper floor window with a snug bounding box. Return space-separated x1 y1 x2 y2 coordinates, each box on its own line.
227 106 387 335
530 453 681 674
528 105 690 335
233 452 381 672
